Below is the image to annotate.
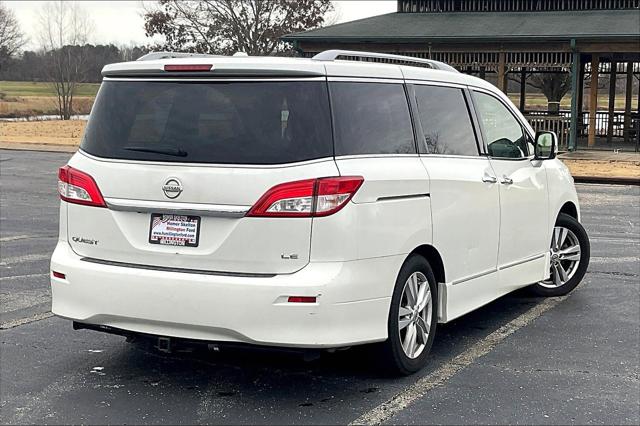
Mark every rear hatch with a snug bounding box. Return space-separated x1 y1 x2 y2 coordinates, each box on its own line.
65 76 337 274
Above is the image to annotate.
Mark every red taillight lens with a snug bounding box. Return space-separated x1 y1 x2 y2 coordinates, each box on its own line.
164 64 212 72
247 176 363 218
287 296 317 303
247 179 316 217
58 165 106 207
52 271 66 279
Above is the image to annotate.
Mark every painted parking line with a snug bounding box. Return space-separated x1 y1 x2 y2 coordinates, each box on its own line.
350 291 573 425
590 256 640 264
0 253 51 266
0 234 57 242
0 273 49 281
0 235 33 242
0 311 54 330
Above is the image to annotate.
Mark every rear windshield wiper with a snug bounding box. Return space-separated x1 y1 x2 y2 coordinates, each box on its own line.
123 146 188 157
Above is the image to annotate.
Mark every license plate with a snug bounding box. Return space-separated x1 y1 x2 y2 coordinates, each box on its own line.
149 214 200 247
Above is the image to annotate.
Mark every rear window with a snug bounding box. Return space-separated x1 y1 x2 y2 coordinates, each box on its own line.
81 80 332 164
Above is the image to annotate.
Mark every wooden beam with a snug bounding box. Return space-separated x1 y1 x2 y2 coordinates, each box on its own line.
576 42 640 54
607 61 617 144
497 52 507 93
637 81 640 153
578 59 585 116
519 68 527 112
624 61 634 144
569 46 581 151
588 55 600 148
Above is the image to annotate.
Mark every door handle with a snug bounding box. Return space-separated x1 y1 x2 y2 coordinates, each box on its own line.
500 176 514 185
482 173 498 183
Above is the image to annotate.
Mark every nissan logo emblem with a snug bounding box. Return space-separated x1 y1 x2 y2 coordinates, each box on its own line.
162 178 183 199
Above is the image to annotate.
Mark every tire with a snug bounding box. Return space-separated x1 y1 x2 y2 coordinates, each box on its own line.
377 254 438 376
530 213 590 297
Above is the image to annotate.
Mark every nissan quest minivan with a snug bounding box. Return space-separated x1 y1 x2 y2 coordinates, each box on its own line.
51 50 590 374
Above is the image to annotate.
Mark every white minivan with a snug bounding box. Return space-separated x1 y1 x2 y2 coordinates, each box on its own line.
51 50 590 374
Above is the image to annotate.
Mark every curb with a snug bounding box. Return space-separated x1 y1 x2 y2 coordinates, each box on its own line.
0 143 77 153
573 176 640 186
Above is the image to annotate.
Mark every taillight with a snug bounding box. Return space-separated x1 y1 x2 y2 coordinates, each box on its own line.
58 166 106 207
247 176 363 218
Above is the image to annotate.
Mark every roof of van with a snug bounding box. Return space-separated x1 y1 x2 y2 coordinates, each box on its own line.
100 54 496 92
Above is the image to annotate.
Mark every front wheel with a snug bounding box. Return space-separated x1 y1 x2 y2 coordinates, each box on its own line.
377 254 438 375
530 213 590 297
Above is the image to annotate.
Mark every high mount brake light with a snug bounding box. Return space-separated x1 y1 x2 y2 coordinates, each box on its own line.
58 166 106 208
164 64 212 72
247 176 364 218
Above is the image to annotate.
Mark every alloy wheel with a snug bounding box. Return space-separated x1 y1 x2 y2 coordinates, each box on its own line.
398 271 432 359
539 226 582 289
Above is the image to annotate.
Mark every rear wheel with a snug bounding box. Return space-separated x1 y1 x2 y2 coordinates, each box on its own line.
530 213 590 297
378 255 437 375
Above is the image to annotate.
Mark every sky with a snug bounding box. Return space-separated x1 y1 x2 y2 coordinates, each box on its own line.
6 1 397 50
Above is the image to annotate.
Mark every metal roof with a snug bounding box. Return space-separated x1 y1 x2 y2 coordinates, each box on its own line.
283 10 640 43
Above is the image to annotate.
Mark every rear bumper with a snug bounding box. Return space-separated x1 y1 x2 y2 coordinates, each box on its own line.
50 242 400 348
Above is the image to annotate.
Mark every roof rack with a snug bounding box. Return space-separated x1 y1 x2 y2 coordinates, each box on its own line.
137 52 222 61
312 50 458 73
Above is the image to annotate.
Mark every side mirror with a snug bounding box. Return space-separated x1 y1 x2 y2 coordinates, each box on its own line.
534 131 557 160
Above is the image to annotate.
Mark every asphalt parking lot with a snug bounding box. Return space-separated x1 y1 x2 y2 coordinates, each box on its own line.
1 149 639 425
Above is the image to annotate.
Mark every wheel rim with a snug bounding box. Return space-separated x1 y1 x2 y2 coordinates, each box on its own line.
539 226 581 289
398 271 432 359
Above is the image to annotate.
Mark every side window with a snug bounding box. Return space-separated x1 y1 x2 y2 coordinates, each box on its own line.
473 91 527 159
330 82 416 156
412 85 478 156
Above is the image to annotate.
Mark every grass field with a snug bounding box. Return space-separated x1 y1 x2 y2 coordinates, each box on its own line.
507 92 637 111
0 81 100 97
0 81 98 118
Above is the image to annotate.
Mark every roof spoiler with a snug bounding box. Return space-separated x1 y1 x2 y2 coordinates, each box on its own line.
137 52 223 61
312 50 459 73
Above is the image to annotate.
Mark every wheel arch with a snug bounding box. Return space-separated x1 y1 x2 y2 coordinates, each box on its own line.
409 244 445 285
559 201 579 221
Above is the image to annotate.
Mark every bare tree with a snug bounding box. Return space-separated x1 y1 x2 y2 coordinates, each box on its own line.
38 1 92 120
118 43 150 62
144 0 333 55
510 70 571 114
0 2 27 65
528 72 572 114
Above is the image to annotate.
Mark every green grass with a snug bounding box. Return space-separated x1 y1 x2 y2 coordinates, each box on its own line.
0 81 100 97
507 92 637 111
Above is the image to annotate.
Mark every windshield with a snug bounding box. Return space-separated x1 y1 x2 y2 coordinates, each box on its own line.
81 80 332 164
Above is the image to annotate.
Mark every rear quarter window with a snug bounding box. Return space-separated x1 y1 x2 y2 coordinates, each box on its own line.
81 80 333 165
411 85 479 156
329 82 416 156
